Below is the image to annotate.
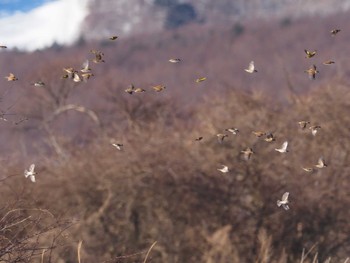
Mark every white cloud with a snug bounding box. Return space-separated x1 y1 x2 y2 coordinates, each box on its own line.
0 0 89 51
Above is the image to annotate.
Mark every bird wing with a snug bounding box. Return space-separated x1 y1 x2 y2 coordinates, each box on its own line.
282 192 289 202
29 164 35 173
248 61 255 71
30 175 36 183
281 141 288 151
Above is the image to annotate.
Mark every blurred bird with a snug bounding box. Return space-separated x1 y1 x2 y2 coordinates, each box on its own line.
195 136 203 141
0 45 7 48
241 147 254 160
82 73 94 82
169 58 181 63
5 73 18 81
125 84 135 94
309 125 321 136
244 61 257 73
304 65 319 80
315 157 327 168
73 72 81 82
264 133 276 142
275 141 288 153
112 143 123 150
225 128 239 135
302 167 314 172
134 88 146 93
323 60 335 65
330 29 341 36
31 81 45 87
152 85 166 92
252 131 266 137
195 77 207 83
217 133 228 143
61 74 69 79
91 49 105 63
304 49 317 58
109 36 118 40
217 165 229 173
63 67 75 78
81 60 91 73
298 121 310 129
277 192 290 210
24 164 36 183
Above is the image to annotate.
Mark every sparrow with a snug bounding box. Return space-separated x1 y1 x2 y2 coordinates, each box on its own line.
277 192 290 210
24 164 36 183
241 147 254 161
5 73 18 81
244 61 257 73
309 125 321 136
109 36 118 40
315 157 327 168
195 77 207 83
304 65 319 80
225 128 239 135
323 60 335 65
152 85 166 92
217 133 228 143
298 121 310 129
304 49 317 58
217 165 229 173
169 58 181 63
275 141 288 153
330 29 341 36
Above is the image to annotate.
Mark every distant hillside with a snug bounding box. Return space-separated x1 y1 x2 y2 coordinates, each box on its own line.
82 0 350 40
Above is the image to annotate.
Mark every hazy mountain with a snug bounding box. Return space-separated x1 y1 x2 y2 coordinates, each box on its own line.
81 0 350 40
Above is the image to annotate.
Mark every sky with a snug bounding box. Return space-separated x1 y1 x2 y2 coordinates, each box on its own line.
0 0 89 51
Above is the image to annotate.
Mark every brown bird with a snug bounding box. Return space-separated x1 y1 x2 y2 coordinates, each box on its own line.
134 88 146 93
304 49 317 58
315 157 327 168
298 121 310 130
195 136 203 141
302 167 314 173
323 60 335 65
5 73 18 81
217 133 228 143
241 147 254 161
330 29 341 36
109 36 118 40
82 73 94 82
264 133 276 142
91 49 105 63
304 65 319 80
125 84 135 94
309 125 321 136
152 85 166 92
252 131 266 137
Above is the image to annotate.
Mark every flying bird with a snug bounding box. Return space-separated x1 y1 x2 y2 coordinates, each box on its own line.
217 165 229 173
304 49 317 58
330 29 341 36
169 58 181 63
73 72 82 82
31 81 45 87
304 65 319 80
0 45 7 48
244 61 257 73
275 141 288 153
134 88 146 93
302 167 314 172
152 85 166 92
24 164 36 183
277 192 290 210
91 49 105 63
298 121 310 129
195 77 207 83
315 157 327 168
195 136 203 141
217 133 228 143
252 131 266 137
82 73 94 82
241 147 254 161
225 128 239 135
109 36 118 40
125 84 135 94
264 133 276 142
81 60 91 73
5 73 18 81
112 143 123 151
323 60 335 65
309 125 321 136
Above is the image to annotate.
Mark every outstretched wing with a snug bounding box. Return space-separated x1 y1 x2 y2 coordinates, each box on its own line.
282 192 289 202
281 141 288 151
29 164 35 173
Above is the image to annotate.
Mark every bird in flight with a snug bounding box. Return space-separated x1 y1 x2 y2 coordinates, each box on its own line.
216 133 228 143
169 58 181 63
81 60 91 73
24 164 36 183
304 65 319 80
275 141 288 153
195 77 207 83
302 167 314 172
264 133 276 142
315 157 327 168
298 121 310 129
152 85 166 92
241 147 254 161
323 60 335 65
109 36 118 40
309 125 321 136
217 165 229 173
5 73 18 81
252 131 266 137
91 49 105 63
225 128 239 135
195 136 203 141
330 29 341 36
244 61 257 73
112 143 123 151
304 49 317 58
277 192 290 210
31 81 45 87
